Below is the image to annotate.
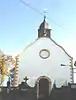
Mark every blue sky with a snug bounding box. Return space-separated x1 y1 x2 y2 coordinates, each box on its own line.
0 0 76 60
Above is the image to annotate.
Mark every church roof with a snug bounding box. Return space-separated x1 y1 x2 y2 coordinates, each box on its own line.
18 37 73 59
39 16 51 30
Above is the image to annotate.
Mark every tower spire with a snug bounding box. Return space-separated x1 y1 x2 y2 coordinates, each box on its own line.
44 15 46 22
38 9 52 38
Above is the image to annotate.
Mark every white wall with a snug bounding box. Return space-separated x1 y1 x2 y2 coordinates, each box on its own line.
18 37 72 87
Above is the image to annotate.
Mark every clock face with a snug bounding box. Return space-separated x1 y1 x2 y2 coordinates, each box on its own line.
39 49 50 59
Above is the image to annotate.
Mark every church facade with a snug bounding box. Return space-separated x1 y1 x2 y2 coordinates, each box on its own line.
17 17 73 97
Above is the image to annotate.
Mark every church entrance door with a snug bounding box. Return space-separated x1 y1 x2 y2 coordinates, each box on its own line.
36 76 51 99
39 78 49 97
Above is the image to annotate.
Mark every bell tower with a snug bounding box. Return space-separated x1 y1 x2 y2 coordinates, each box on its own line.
38 16 52 38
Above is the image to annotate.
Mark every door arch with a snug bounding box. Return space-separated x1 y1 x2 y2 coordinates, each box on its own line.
36 76 51 99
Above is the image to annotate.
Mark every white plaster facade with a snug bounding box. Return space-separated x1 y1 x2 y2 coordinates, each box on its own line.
18 37 73 88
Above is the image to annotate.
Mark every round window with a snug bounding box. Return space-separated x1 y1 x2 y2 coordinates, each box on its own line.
39 49 50 59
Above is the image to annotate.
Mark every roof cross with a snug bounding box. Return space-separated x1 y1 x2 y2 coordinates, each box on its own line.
43 9 48 20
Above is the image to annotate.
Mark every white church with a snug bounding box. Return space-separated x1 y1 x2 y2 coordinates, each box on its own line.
16 17 73 93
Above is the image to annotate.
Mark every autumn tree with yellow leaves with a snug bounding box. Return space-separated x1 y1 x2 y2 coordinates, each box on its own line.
0 55 16 86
